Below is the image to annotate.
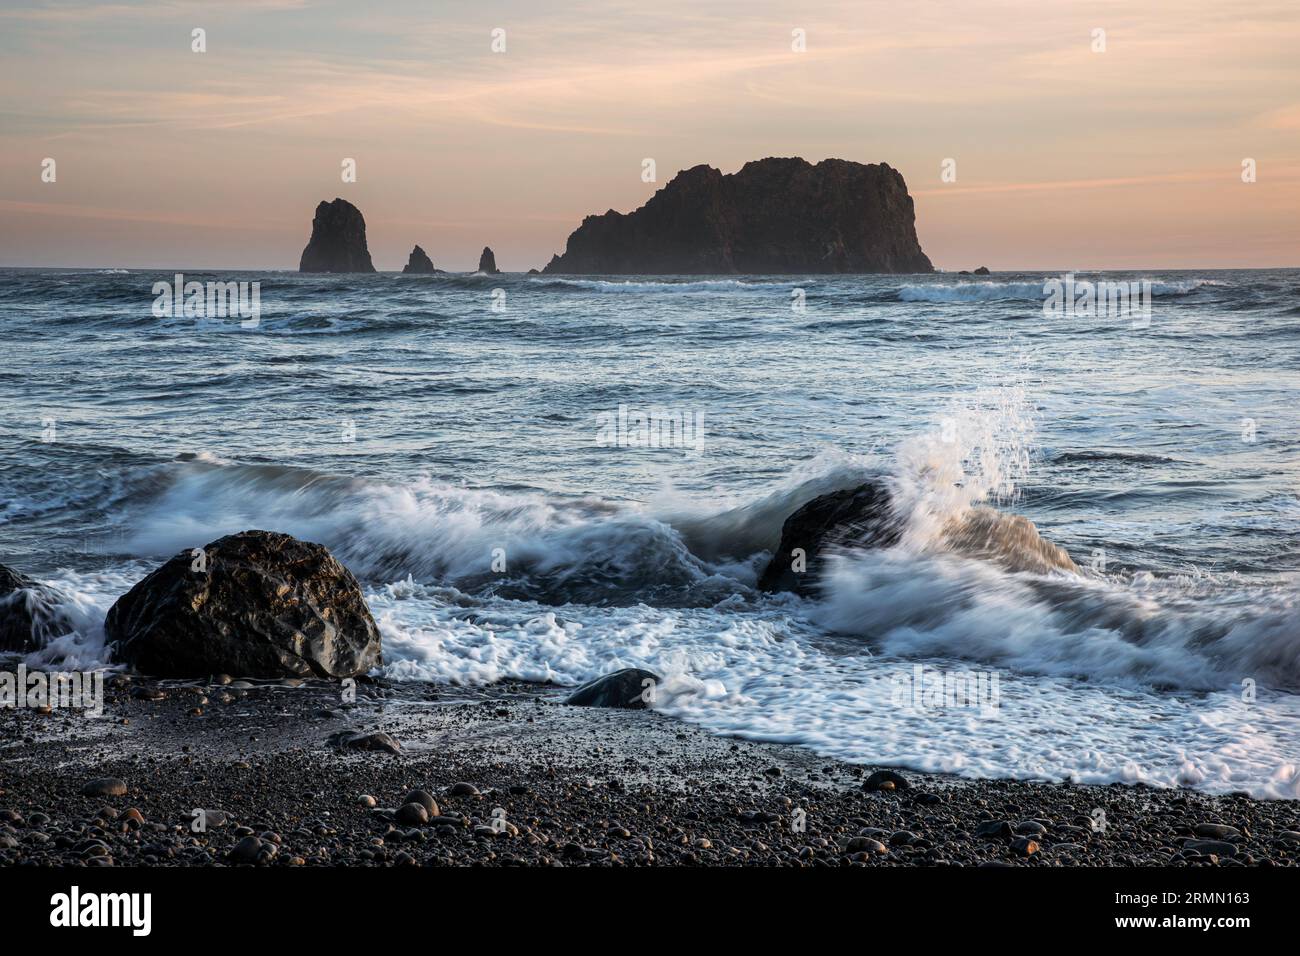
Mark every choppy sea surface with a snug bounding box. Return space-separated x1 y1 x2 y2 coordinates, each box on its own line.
3 267 1299 797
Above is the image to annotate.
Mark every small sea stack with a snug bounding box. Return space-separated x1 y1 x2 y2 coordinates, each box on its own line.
478 246 500 274
298 198 376 273
403 244 437 274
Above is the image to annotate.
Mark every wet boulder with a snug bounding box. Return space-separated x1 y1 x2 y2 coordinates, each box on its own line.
566 668 661 709
0 563 75 653
758 481 1077 594
757 481 902 595
104 530 381 679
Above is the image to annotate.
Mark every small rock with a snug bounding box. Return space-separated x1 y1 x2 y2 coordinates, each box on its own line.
358 795 377 808
395 803 429 826
863 770 910 792
1184 839 1237 857
80 777 127 798
1012 837 1039 856
448 782 479 797
403 790 439 816
1193 823 1241 840
974 820 1014 841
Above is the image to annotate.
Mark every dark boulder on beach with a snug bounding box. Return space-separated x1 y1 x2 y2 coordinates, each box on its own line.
104 530 382 679
758 481 1078 594
566 668 662 709
298 198 376 273
0 563 75 652
542 157 933 275
478 246 500 274
758 481 902 595
402 244 437 274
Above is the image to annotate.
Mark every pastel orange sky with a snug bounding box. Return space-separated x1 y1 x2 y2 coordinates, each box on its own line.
1 0 1297 271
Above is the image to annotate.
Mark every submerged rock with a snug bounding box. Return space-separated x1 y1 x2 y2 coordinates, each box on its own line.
478 246 500 274
758 481 1078 594
543 157 932 274
402 244 437 274
0 563 75 653
298 198 376 273
566 668 662 709
105 530 382 679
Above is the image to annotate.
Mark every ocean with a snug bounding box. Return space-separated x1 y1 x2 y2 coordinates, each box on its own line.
3 267 1299 797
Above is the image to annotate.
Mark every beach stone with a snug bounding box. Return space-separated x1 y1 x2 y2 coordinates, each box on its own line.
404 790 439 816
566 668 661 709
0 563 74 652
358 795 377 808
845 836 888 855
1193 823 1241 840
1184 839 1237 857
864 770 911 792
105 530 382 679
228 835 276 864
80 777 127 798
448 782 480 797
1015 821 1047 837
974 820 1014 841
1012 837 1039 856
332 730 402 754
395 803 429 826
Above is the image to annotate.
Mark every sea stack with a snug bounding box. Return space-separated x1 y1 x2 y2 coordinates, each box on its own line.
542 157 932 274
478 247 500 274
298 198 376 273
403 244 436 274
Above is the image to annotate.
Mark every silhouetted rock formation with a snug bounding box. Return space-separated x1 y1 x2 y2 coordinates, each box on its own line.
299 198 375 273
478 247 500 274
542 158 932 274
973 266 991 275
105 530 382 678
403 244 437 274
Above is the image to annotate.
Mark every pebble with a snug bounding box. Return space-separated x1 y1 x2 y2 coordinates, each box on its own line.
449 782 480 797
1184 839 1237 857
1193 823 1241 840
1011 837 1039 857
80 777 127 798
974 820 1014 841
395 803 429 826
358 795 377 808
404 789 440 816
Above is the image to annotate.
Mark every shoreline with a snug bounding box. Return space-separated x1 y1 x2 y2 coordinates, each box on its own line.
2 674 1296 867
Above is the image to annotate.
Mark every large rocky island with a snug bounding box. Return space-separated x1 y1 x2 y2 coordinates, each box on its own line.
542 157 933 274
299 198 376 273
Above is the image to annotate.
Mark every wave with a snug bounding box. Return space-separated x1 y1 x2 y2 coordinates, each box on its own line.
897 277 1223 303
18 388 1299 695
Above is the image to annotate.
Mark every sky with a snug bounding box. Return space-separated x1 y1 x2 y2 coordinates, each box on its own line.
0 0 1297 271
